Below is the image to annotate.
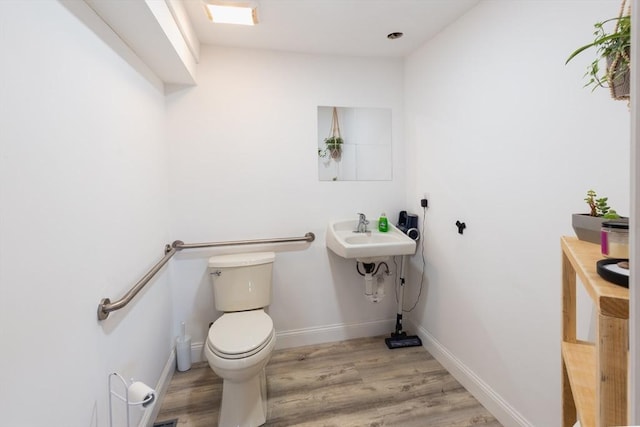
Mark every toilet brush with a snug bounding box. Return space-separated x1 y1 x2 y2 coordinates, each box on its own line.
176 322 192 371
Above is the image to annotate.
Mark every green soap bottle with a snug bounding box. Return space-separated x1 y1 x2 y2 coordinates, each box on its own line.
378 213 388 232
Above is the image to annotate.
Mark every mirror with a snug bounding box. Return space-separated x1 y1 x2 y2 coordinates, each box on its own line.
317 106 392 181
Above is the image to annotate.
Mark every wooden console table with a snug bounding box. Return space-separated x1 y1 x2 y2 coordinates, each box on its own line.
561 236 629 427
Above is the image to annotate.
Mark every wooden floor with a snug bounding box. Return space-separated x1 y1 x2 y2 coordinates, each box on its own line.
154 336 501 427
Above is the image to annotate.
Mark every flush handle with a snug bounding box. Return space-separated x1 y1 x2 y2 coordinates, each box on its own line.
210 270 222 276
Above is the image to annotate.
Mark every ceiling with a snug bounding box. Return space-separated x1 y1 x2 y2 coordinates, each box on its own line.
183 0 480 58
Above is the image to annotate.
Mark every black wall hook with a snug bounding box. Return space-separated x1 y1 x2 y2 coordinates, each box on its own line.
455 221 466 235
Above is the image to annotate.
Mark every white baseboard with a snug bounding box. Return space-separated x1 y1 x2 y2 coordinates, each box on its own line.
409 321 533 427
142 348 176 427
191 342 205 364
274 318 395 349
186 318 396 364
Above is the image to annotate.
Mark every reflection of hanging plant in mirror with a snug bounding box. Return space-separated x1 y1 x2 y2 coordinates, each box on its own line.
565 0 630 100
318 107 344 161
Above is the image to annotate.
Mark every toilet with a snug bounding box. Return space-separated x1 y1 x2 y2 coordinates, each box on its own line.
204 252 277 427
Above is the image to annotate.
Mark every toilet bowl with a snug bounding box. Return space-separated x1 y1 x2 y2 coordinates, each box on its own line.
205 311 276 427
204 252 276 427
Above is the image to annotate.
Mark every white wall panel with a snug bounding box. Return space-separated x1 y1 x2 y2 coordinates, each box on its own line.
404 1 630 426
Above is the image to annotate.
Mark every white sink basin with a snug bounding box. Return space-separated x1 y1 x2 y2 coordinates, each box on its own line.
326 219 417 262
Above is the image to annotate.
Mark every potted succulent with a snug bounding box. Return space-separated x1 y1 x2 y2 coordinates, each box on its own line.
572 189 623 244
565 10 630 100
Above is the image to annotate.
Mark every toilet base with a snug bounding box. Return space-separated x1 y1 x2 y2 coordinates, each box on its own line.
219 368 268 427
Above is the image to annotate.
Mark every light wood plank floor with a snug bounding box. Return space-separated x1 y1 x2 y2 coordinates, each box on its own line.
154 336 501 427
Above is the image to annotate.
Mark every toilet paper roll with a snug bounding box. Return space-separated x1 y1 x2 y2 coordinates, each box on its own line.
128 381 155 408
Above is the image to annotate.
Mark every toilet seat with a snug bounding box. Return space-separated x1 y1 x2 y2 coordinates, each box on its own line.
208 310 274 360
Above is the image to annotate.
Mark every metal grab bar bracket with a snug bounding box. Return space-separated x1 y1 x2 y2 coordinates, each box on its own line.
98 298 111 321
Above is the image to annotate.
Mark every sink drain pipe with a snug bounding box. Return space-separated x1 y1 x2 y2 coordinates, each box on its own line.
358 262 387 303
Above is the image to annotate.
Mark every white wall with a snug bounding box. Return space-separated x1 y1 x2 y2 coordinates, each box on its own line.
165 46 408 353
404 1 630 426
0 2 172 426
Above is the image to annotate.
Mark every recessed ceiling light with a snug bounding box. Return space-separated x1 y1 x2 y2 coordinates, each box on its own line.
204 2 259 26
387 32 403 40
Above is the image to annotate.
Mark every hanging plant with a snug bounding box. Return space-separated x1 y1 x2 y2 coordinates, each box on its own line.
565 0 630 100
324 136 343 159
318 107 344 161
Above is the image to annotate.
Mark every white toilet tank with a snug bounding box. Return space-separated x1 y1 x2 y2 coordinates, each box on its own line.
208 252 275 312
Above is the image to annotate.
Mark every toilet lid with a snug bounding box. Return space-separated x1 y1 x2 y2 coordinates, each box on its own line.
208 310 274 358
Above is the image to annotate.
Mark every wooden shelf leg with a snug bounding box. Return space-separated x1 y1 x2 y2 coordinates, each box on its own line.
562 252 576 343
597 314 628 427
562 357 578 427
562 251 578 427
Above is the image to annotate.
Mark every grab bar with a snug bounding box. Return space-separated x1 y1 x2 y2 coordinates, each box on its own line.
97 232 315 320
171 232 316 250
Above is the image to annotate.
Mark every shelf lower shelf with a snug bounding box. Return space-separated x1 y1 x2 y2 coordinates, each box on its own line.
562 341 596 427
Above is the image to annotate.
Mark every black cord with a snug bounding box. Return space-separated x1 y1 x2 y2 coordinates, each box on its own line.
403 207 426 312
374 262 389 275
356 261 389 276
393 256 399 303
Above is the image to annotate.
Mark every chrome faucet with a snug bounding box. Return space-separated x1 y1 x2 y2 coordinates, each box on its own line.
355 213 369 233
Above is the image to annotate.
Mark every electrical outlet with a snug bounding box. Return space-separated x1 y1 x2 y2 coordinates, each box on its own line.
420 193 429 208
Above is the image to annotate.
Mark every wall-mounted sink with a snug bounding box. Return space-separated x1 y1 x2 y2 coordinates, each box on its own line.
326 219 417 262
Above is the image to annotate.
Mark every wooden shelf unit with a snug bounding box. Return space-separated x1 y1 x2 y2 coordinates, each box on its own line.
561 236 629 427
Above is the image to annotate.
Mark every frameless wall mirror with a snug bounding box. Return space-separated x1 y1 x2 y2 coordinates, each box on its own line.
317 106 392 181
